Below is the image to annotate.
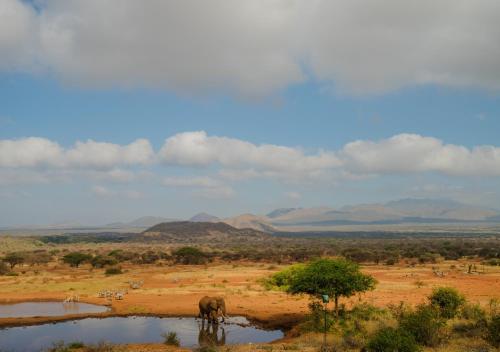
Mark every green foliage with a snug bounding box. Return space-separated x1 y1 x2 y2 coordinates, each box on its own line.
62 252 92 267
349 302 386 321
264 263 306 291
138 250 160 264
399 304 445 347
285 258 376 314
429 287 465 319
161 331 180 346
172 246 207 265
487 315 500 347
91 255 118 268
3 252 25 268
107 249 136 262
104 266 122 275
300 300 335 333
460 302 486 322
367 327 421 352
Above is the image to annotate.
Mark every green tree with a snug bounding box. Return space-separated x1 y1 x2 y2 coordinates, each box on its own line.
62 252 92 268
429 287 465 319
286 258 376 316
3 252 25 269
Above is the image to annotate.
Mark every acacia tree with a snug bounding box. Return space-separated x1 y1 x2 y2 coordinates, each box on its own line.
286 258 376 316
3 252 25 269
62 252 92 268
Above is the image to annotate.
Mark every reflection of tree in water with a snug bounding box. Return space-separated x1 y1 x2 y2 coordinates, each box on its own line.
198 320 226 347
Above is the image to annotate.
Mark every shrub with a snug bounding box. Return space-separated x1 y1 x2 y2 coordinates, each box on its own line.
162 331 180 346
349 302 385 321
429 287 465 319
367 327 421 352
460 303 487 322
399 304 445 346
91 255 118 268
172 247 207 265
104 266 122 275
300 300 334 333
487 315 500 347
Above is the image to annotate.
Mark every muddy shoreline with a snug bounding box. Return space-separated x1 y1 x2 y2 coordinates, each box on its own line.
0 298 302 330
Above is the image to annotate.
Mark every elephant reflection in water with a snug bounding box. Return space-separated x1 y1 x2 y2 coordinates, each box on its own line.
198 320 226 347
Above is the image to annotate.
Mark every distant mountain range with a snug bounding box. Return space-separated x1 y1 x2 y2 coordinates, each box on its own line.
3 198 499 233
265 198 500 227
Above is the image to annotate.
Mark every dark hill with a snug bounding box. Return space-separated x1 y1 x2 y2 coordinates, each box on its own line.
142 221 268 241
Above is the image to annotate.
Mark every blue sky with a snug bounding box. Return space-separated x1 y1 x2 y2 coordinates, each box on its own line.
1 0 500 226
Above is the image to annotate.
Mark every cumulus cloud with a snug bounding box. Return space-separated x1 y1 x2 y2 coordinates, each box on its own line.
1 132 500 186
0 0 38 70
0 137 154 168
341 133 500 176
2 0 500 95
159 131 340 180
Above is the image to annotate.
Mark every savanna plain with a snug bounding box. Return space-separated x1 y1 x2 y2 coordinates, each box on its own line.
0 226 499 352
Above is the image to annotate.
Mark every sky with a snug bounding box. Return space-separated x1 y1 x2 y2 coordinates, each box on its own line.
1 0 500 226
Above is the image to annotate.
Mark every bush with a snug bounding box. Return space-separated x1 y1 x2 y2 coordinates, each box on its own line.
91 255 118 268
429 287 465 319
367 327 421 352
300 300 334 333
104 266 122 275
172 247 207 265
460 303 487 322
399 304 445 346
162 331 180 346
487 315 500 347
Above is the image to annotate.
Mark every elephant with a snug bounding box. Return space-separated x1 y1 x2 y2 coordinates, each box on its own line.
198 296 227 323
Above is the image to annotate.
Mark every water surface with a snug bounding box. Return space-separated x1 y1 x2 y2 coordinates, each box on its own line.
0 302 109 318
0 316 283 351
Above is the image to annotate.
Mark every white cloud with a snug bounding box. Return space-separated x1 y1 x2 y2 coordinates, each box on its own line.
3 0 500 95
1 132 500 187
0 137 154 168
0 0 38 70
341 133 500 176
159 131 340 180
